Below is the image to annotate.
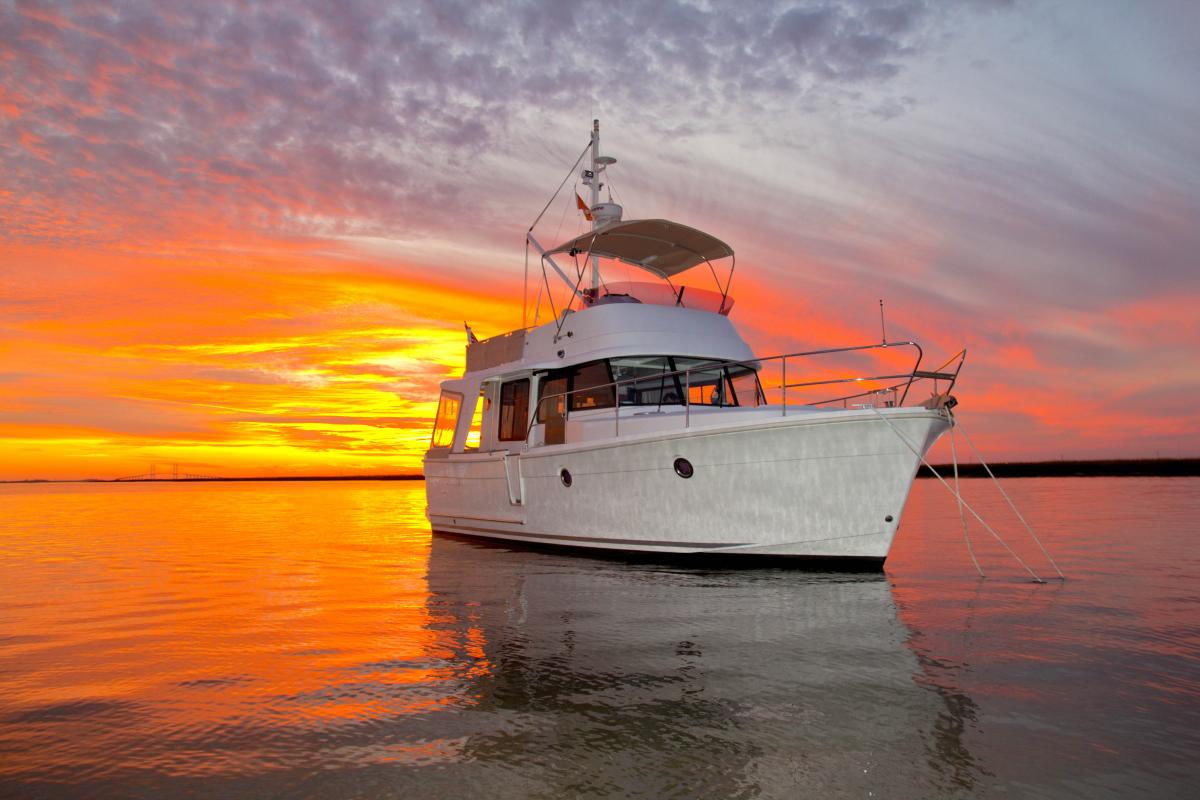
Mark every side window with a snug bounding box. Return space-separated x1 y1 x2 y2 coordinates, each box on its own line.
727 365 765 407
569 360 615 411
463 387 486 451
676 359 728 406
537 374 568 422
611 356 678 406
431 391 462 448
498 379 530 441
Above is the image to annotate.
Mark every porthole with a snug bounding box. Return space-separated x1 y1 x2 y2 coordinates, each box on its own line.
673 457 694 479
885 515 894 523
560 468 573 487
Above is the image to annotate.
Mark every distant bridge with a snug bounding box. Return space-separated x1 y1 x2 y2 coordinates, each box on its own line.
114 463 221 481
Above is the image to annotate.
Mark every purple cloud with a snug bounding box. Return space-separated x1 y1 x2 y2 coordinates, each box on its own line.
0 1 965 249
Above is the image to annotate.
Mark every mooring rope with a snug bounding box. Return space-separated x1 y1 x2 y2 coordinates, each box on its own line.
949 419 985 577
952 416 1066 580
870 408 1045 583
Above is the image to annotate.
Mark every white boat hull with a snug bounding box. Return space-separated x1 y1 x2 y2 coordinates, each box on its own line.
425 407 950 564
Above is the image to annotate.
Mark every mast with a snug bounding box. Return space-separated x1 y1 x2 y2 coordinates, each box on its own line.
530 118 618 312
589 119 601 292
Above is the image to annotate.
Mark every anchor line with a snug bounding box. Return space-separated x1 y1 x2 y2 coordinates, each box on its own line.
949 417 984 578
869 408 1046 583
951 415 1066 580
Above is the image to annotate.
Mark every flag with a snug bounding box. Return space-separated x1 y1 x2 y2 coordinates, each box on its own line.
575 192 593 221
464 322 478 345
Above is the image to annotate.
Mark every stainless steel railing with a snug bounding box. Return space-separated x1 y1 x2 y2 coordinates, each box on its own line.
525 342 967 445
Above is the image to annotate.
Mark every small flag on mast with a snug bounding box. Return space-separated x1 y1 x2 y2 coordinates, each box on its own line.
575 192 593 221
464 322 478 345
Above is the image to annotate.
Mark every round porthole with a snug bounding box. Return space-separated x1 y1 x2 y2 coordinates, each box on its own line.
885 515 894 523
560 468 573 487
673 457 694 479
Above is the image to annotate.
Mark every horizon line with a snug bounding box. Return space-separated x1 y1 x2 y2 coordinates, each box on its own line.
4 456 1199 484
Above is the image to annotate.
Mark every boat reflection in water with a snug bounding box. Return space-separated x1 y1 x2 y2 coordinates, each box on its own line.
422 534 985 796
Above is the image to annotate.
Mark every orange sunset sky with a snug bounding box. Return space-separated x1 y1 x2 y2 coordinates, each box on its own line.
2 1 1198 480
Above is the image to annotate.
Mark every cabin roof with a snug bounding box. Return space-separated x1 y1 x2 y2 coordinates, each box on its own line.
461 303 754 379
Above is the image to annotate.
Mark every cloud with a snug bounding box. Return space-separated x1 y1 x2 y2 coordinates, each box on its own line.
1 1 959 249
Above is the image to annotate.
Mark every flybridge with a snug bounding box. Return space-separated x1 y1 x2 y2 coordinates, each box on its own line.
524 120 737 330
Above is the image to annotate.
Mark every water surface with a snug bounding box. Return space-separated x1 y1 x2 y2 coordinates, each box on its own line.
1 478 1197 798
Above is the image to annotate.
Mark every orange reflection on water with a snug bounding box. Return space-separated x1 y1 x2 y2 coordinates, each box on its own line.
0 481 485 781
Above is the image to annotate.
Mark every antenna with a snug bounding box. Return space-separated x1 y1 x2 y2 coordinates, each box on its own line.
879 299 888 345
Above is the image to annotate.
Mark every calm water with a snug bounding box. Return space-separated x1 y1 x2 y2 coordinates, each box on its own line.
0 478 1197 799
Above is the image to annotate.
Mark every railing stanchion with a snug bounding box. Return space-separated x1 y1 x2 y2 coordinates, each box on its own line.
782 357 787 417
685 370 691 429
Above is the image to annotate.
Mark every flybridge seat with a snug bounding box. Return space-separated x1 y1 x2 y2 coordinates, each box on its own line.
582 281 734 315
591 292 640 305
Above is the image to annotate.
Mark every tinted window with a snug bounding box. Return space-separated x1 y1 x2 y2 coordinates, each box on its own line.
536 375 568 423
569 360 615 411
498 379 530 441
674 358 729 406
611 356 680 406
673 358 764 407
533 358 760 419
535 361 616 420
728 365 765 407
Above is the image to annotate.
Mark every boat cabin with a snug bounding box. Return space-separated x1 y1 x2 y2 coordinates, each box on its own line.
427 300 767 458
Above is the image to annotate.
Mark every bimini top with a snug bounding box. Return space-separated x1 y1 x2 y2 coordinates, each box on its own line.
545 218 734 279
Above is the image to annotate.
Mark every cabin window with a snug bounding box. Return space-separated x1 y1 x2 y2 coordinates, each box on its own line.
569 360 615 411
611 356 680 406
531 358 761 422
536 361 615 420
463 387 486 451
498 379 530 441
431 391 462 448
682 361 729 406
536 375 568 423
672 358 765 407
609 356 764 407
728 365 766 407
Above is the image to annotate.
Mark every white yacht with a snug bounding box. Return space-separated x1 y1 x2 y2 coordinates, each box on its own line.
424 120 963 566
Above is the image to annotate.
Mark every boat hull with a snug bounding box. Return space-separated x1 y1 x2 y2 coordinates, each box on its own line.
424 408 950 563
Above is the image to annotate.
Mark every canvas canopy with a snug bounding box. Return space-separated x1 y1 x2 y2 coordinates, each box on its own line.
545 219 734 279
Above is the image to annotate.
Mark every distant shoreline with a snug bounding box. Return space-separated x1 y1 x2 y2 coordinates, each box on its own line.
3 458 1198 483
916 458 1199 478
